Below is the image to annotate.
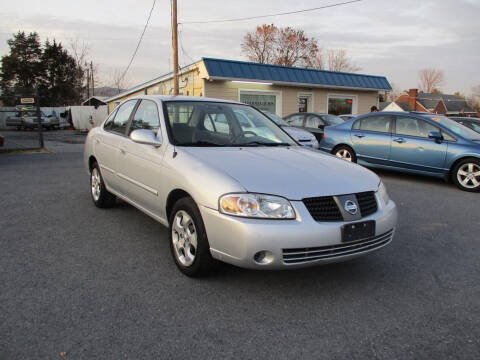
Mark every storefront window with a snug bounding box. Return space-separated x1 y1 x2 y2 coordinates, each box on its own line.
328 96 354 115
240 93 276 114
298 98 307 112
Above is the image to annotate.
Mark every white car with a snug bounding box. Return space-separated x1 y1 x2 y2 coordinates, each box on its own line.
84 96 398 277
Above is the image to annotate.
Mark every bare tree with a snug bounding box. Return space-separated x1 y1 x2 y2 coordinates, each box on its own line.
387 82 402 102
241 24 277 64
69 39 102 98
418 68 444 93
273 27 318 67
106 68 130 95
311 48 325 70
467 84 480 114
241 24 318 67
326 49 361 72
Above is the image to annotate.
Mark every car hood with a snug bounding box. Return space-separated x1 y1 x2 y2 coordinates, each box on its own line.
282 126 315 141
182 146 379 199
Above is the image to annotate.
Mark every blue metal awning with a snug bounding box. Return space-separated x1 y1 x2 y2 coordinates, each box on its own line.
203 57 391 91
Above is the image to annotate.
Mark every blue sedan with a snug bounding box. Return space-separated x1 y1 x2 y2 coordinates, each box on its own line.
320 111 480 192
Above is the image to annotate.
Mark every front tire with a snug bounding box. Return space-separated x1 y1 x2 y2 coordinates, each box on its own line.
90 163 116 207
333 145 357 163
452 158 480 192
169 197 216 277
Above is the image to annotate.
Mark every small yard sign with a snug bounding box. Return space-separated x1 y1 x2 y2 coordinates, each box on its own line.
20 97 35 104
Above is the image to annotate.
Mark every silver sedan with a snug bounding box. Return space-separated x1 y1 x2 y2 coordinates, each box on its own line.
84 96 397 277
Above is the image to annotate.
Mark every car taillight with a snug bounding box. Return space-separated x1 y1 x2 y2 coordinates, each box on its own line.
322 133 326 139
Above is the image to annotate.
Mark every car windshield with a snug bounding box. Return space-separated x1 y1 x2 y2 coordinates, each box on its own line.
263 111 289 127
164 101 296 147
425 115 480 141
323 114 344 125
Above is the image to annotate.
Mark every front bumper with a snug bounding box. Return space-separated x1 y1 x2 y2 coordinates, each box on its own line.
200 196 397 269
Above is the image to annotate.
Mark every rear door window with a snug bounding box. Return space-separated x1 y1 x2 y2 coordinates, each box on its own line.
286 114 305 127
356 115 391 133
305 115 324 129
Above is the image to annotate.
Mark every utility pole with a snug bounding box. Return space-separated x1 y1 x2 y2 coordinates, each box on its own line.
91 61 95 96
86 65 90 99
172 0 179 95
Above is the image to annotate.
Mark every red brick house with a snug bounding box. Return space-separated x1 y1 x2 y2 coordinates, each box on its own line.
394 89 477 116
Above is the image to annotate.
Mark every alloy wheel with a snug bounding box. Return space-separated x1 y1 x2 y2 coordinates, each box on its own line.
91 168 101 201
171 210 198 267
457 163 480 189
336 149 353 162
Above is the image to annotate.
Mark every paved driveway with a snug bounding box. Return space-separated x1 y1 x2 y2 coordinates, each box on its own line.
0 132 479 359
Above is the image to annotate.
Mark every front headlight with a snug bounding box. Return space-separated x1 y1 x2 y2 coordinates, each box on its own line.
219 193 296 219
377 181 390 205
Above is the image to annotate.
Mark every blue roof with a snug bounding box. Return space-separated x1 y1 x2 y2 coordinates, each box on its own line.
202 58 391 91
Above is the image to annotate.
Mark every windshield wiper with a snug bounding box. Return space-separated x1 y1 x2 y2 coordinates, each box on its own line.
177 141 227 147
237 141 291 147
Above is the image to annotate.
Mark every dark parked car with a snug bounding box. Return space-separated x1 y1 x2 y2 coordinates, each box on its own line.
6 111 59 130
262 111 319 148
320 111 480 192
339 114 358 121
283 112 344 142
450 117 480 134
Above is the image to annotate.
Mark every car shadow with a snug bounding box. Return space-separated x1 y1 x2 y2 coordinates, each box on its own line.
370 167 450 187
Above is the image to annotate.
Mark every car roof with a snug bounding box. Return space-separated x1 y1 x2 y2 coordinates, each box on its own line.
286 112 330 116
451 117 480 122
124 95 244 105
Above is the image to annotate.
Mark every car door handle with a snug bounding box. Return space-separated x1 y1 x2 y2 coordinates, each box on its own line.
354 134 365 138
120 148 126 154
393 138 405 144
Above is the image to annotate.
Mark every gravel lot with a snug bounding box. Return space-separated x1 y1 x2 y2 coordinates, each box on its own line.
1 131 479 359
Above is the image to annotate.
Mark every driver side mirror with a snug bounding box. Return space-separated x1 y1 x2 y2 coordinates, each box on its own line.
130 129 162 147
428 131 443 143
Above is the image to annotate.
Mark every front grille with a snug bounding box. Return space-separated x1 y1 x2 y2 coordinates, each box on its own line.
356 191 378 217
303 191 378 222
282 230 393 264
302 196 343 221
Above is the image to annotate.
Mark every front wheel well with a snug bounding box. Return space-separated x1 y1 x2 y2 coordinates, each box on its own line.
449 156 480 177
166 189 193 220
331 144 355 154
88 156 97 172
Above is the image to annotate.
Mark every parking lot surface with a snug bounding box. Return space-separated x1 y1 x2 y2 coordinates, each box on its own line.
1 131 479 359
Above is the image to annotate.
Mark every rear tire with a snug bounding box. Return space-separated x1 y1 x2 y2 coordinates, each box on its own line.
90 162 116 208
452 158 480 192
169 197 216 277
333 145 357 163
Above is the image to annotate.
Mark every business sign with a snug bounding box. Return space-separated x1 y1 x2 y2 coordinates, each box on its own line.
20 97 35 104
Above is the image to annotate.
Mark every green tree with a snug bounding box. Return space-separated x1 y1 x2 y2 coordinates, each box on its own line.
0 31 43 105
41 39 84 106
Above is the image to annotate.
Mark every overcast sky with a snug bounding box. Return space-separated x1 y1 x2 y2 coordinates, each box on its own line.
1 0 479 94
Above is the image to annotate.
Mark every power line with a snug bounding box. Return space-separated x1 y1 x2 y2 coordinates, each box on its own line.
179 0 361 25
178 25 196 64
119 0 156 83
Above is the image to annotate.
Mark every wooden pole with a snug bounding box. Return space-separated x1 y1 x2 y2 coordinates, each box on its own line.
86 67 90 99
172 0 179 95
35 85 44 148
91 62 95 96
